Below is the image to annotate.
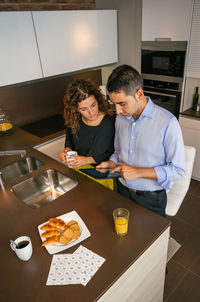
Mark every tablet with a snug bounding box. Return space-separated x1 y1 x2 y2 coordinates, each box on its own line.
79 168 120 179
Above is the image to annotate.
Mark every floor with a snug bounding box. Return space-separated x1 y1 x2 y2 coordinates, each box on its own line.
164 179 200 302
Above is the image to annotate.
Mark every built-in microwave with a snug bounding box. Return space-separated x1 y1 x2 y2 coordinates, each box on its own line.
141 41 187 78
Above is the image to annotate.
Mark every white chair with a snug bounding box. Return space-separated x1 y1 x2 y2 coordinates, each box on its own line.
166 145 196 216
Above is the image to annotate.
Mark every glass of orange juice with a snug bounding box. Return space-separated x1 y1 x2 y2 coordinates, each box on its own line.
113 208 130 236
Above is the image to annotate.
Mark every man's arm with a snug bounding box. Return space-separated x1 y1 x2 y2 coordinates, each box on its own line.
154 118 185 190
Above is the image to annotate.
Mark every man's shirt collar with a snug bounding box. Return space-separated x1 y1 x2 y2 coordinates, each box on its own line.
125 97 155 122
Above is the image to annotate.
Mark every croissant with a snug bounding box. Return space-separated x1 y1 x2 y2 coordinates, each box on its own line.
41 235 59 247
49 217 65 224
48 220 66 230
41 230 60 238
40 224 57 231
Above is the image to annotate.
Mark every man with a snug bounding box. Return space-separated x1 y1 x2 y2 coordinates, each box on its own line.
97 65 185 217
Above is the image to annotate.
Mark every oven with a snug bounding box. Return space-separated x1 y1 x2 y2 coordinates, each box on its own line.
141 41 187 119
143 77 182 119
141 41 187 78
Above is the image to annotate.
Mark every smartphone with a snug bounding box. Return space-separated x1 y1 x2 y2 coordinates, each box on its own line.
79 168 120 179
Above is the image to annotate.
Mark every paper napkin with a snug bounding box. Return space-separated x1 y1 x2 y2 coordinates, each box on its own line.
46 245 105 286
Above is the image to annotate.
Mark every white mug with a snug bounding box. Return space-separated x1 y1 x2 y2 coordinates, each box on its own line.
10 236 33 261
66 151 77 168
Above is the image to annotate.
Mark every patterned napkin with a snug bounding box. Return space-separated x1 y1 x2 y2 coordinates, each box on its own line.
46 245 105 286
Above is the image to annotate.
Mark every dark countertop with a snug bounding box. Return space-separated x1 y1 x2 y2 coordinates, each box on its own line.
180 108 200 119
0 127 170 302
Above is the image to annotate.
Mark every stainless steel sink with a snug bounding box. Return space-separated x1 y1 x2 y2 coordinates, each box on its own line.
0 157 44 185
11 169 78 209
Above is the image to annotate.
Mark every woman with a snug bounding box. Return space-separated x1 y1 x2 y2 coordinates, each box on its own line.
59 79 115 189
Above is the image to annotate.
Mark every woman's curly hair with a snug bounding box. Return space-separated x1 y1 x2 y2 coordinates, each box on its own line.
63 79 112 134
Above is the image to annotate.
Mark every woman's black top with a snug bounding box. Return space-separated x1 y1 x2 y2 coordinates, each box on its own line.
65 114 115 164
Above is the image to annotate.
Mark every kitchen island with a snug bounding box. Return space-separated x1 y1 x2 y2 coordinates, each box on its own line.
0 127 170 302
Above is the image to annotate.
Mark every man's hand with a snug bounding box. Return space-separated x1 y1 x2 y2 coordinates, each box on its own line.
111 163 139 180
111 163 157 181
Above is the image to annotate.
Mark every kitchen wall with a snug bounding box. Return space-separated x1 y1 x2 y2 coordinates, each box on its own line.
96 0 142 85
0 0 95 11
0 69 101 127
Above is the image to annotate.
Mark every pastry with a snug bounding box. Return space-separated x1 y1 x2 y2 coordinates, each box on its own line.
67 220 78 227
41 230 60 238
49 217 65 224
59 235 72 245
40 224 57 231
40 217 80 247
69 223 79 231
48 220 67 230
62 228 74 240
41 235 59 247
70 224 81 239
71 229 81 239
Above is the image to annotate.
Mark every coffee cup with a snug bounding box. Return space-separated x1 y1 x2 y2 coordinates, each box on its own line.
10 236 33 261
66 151 78 168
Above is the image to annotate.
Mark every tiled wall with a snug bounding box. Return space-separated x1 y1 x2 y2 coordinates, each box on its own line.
0 0 95 11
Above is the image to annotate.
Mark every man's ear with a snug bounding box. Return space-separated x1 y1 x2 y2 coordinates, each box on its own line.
135 88 143 101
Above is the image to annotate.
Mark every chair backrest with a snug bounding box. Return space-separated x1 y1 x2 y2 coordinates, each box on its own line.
166 145 196 216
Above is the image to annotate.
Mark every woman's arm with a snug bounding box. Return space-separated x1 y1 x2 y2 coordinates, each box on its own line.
59 127 74 163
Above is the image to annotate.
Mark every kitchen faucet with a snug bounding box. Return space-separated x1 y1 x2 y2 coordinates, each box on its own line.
0 149 26 157
0 172 5 190
0 149 26 189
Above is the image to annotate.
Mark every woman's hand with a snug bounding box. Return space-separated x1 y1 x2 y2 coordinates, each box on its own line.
96 160 117 171
59 148 71 163
70 155 95 168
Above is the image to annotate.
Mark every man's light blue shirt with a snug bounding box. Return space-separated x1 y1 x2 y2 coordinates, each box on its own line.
110 98 185 191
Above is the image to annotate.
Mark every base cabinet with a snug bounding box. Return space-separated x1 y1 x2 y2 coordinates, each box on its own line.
35 135 65 162
179 116 200 180
98 228 170 302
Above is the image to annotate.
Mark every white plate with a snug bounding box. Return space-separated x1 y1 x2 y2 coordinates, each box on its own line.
38 210 91 254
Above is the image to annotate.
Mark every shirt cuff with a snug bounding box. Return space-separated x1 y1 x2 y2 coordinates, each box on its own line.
154 166 171 190
109 154 118 164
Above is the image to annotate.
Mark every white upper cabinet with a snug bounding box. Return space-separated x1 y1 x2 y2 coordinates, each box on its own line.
0 12 43 87
32 10 118 78
185 0 200 78
142 0 193 41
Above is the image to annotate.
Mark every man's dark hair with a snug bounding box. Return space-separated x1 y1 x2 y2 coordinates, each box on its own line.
106 64 143 96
